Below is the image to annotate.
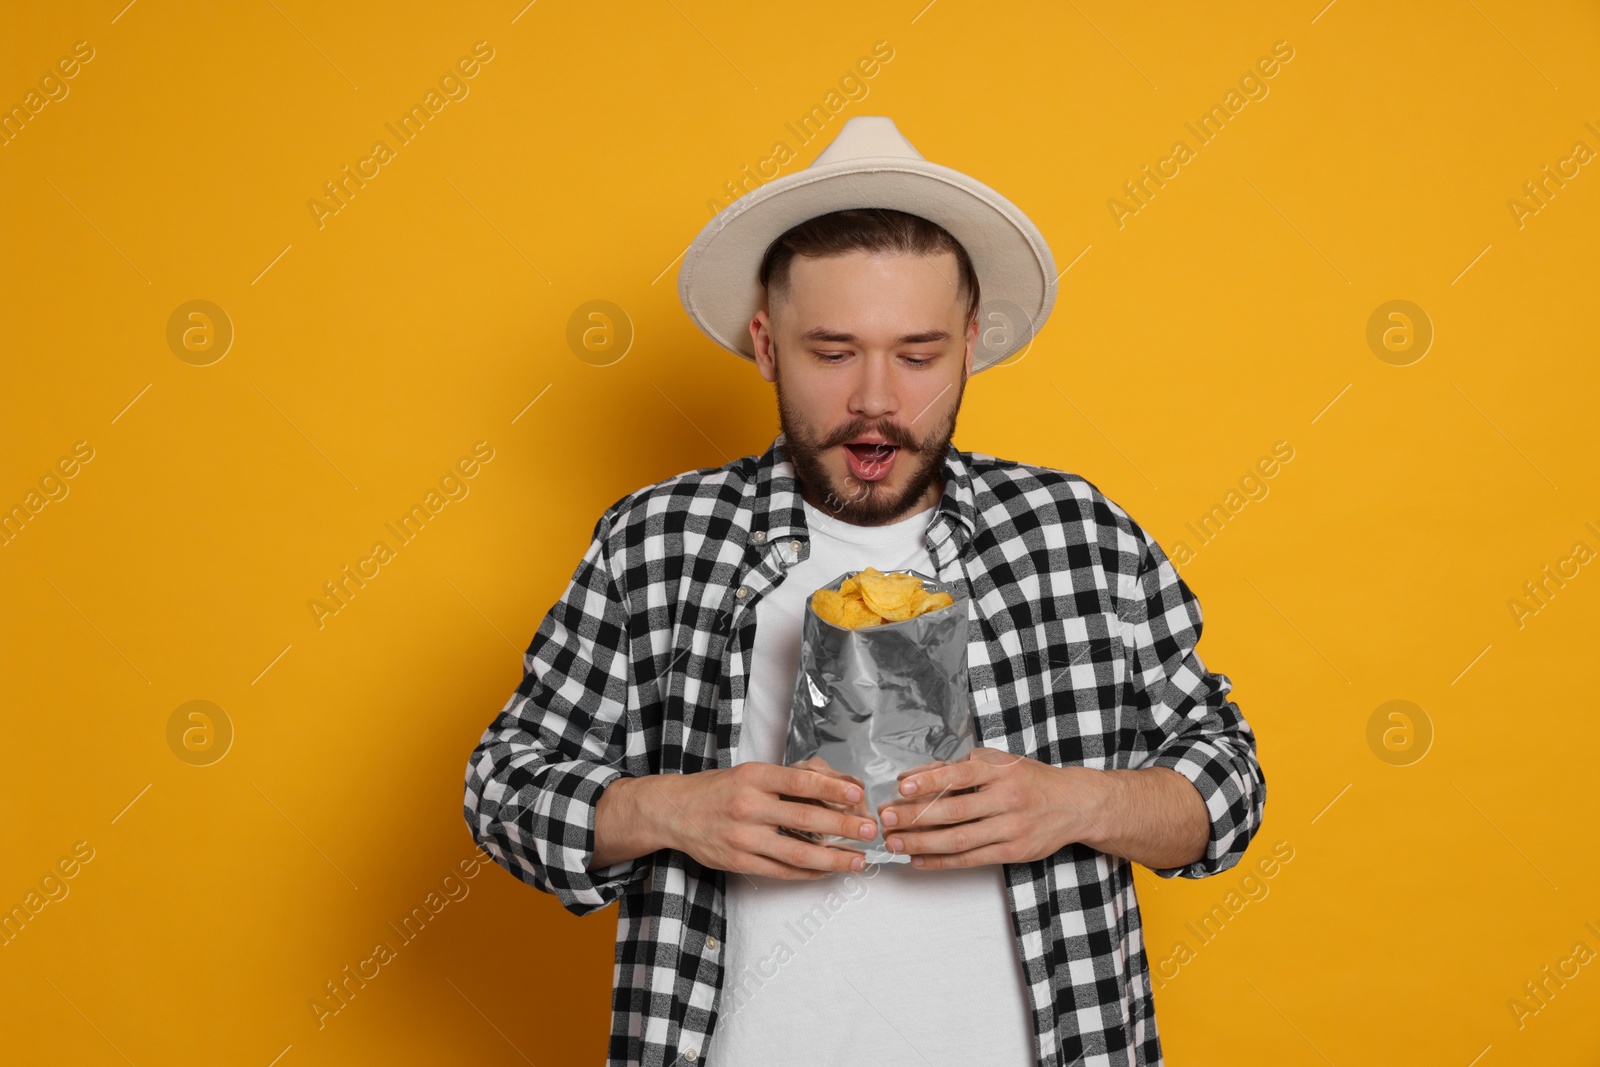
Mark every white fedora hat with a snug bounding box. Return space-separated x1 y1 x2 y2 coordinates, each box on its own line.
677 115 1057 375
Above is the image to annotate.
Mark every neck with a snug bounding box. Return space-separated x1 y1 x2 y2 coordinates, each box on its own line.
798 474 943 526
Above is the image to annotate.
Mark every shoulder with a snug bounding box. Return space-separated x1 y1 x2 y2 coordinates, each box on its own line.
592 452 760 543
962 449 1163 576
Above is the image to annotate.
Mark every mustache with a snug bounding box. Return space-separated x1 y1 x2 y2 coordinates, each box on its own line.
829 423 919 451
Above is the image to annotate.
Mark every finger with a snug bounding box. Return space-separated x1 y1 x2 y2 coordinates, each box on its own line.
728 844 841 880
896 758 986 798
778 772 871 819
791 757 867 794
768 763 867 809
791 755 841 778
780 792 872 822
804 760 866 789
771 796 880 843
759 829 868 873
907 840 1016 870
895 759 948 780
878 787 999 830
793 765 871 817
884 817 1003 859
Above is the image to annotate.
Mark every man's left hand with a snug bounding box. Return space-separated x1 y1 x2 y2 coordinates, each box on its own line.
876 747 1111 869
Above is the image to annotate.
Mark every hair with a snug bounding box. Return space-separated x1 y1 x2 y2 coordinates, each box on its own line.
757 208 981 328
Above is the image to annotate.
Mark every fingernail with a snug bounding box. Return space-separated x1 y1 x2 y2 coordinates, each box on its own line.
859 821 876 838
851 855 864 871
846 785 862 802
882 809 898 827
888 837 902 852
911 856 925 867
901 779 917 795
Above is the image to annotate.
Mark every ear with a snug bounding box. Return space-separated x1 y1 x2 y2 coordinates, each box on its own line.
964 314 978 376
751 309 777 383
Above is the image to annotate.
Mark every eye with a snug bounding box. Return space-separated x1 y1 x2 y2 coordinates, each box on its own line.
813 351 935 366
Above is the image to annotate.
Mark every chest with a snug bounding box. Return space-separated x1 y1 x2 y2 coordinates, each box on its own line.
641 528 1130 776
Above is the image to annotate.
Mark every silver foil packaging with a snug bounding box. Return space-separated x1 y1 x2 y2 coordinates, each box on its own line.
780 568 975 865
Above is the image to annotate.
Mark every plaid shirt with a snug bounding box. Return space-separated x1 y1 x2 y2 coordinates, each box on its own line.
462 432 1266 1067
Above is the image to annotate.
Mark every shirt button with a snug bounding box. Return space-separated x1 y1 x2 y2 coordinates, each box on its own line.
683 1049 698 1062
752 531 766 543
789 540 801 552
706 935 718 950
735 586 748 599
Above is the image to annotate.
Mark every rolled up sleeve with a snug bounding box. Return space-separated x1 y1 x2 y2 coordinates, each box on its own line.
1125 527 1266 879
462 508 652 916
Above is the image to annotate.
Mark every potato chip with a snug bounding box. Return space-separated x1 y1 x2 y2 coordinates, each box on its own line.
841 597 885 629
810 568 954 628
858 570 918 620
811 588 849 627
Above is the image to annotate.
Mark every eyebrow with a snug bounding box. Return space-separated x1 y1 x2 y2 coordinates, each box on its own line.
799 327 953 345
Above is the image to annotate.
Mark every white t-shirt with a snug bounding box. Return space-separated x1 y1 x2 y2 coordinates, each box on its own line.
709 496 1036 1065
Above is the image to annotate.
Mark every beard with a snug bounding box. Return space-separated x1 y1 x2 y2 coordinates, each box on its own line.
774 354 967 527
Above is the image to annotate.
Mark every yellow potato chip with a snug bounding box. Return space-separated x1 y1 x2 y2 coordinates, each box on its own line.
809 569 955 628
811 588 849 627
891 579 929 620
847 567 887 594
841 597 885 629
858 571 917 620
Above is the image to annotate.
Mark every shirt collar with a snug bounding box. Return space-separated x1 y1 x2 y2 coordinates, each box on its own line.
747 432 978 553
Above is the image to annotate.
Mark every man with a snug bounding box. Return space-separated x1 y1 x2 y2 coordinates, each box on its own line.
463 116 1266 1067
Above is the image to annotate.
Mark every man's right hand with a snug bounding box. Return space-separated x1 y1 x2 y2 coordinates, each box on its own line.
659 761 878 880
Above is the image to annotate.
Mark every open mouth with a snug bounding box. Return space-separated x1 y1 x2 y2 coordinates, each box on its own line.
843 442 899 482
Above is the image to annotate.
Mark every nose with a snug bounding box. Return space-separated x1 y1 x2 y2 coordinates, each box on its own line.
848 353 898 426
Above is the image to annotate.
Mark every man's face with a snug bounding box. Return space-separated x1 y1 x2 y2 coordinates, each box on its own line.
750 249 977 526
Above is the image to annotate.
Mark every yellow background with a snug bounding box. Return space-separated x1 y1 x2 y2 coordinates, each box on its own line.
3 1 1597 1063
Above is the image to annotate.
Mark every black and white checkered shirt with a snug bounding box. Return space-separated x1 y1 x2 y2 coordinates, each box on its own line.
463 432 1266 1067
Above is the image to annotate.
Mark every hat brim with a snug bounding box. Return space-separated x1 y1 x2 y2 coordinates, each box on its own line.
678 157 1057 374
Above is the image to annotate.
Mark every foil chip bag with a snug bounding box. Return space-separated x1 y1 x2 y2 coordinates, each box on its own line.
780 567 975 865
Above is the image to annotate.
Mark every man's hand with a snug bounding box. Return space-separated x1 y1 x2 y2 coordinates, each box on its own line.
653 760 880 880
875 747 1110 870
